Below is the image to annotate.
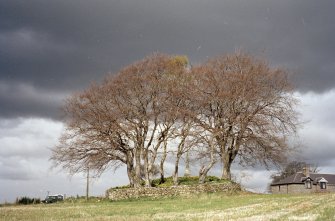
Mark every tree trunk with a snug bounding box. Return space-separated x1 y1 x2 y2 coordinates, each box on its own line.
134 148 142 188
198 166 207 184
198 161 215 184
222 161 231 180
173 136 187 185
221 138 240 180
159 140 168 184
184 151 191 177
173 153 182 186
222 153 233 180
143 149 151 187
126 166 134 188
126 150 135 187
199 144 216 184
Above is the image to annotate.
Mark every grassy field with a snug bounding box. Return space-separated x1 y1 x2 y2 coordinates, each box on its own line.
1 193 335 221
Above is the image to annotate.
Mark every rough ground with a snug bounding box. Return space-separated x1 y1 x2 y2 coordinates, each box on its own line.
1 193 335 221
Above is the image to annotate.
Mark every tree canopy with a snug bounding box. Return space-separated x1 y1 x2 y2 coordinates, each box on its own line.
51 52 299 187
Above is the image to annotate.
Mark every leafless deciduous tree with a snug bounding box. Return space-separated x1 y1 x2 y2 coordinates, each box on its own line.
51 51 299 187
190 52 298 180
51 53 190 187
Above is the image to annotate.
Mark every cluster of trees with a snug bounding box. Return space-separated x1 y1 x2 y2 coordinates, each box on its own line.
51 52 298 187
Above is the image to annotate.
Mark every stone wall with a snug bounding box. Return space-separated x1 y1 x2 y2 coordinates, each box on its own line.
106 183 241 201
271 184 335 194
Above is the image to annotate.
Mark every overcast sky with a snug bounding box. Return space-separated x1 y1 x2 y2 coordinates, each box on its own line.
1 0 335 203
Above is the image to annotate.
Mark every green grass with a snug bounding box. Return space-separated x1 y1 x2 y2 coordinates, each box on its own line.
1 193 335 221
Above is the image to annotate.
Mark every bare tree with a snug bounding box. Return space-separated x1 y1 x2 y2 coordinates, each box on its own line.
51 53 189 188
190 51 299 180
51 51 299 188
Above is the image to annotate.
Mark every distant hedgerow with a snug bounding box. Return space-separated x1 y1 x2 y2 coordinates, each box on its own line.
15 196 40 205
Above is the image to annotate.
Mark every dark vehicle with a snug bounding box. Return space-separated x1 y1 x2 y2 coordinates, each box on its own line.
42 195 64 203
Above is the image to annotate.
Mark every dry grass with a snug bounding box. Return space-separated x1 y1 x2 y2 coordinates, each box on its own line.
1 193 335 221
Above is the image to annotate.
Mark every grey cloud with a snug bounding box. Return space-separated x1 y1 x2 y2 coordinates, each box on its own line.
1 0 335 119
1 0 335 87
0 156 38 180
0 81 67 119
0 118 63 158
290 91 335 167
0 118 62 183
298 126 335 167
0 168 34 181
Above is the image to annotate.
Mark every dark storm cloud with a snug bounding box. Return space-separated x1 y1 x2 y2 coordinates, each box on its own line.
0 81 67 119
1 0 335 118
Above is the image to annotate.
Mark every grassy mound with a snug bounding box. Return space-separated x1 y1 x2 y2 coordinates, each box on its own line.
152 176 231 187
111 176 233 190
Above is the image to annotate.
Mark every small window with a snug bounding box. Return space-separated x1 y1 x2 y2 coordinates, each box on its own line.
305 181 311 189
320 182 327 189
